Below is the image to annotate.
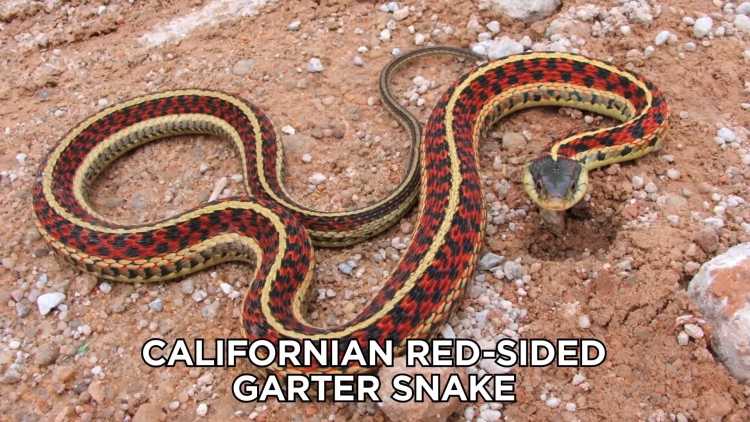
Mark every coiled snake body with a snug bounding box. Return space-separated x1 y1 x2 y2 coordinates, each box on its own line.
32 47 669 374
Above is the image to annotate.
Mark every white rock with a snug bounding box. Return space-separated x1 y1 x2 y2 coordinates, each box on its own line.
735 14 750 33
683 323 704 339
487 21 501 33
379 28 391 41
208 177 228 202
717 127 737 143
486 0 561 22
693 17 713 38
281 125 295 135
677 330 690 345
545 397 561 408
578 314 591 329
196 402 208 416
219 283 234 295
393 7 409 20
688 243 750 382
15 153 27 165
481 36 524 59
654 30 671 46
287 19 301 31
307 58 324 73
571 373 586 385
631 175 645 190
480 408 503 421
739 2 750 15
308 172 327 185
37 292 65 316
666 169 680 180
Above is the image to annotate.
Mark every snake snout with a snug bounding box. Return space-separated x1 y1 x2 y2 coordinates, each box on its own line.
524 156 587 211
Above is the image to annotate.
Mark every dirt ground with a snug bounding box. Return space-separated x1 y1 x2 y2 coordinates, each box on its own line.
1 0 750 421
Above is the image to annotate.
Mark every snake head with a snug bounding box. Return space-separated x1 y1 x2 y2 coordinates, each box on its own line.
522 156 588 211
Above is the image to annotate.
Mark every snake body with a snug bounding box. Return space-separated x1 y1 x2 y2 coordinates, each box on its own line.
32 47 668 374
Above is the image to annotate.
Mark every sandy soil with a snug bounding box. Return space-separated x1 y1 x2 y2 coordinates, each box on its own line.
1 0 750 421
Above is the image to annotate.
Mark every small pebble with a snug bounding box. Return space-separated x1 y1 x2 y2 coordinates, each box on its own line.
231 59 254 76
654 30 672 46
578 314 591 329
683 323 704 339
288 20 301 31
693 16 713 38
196 403 208 417
149 298 164 312
478 253 504 271
717 127 736 143
677 331 690 346
37 292 65 316
666 169 680 180
308 173 327 185
545 397 561 408
307 58 324 73
631 175 645 190
192 290 207 302
572 373 586 385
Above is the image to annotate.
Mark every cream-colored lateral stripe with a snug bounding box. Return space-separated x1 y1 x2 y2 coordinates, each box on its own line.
43 89 417 233
471 82 635 151
72 114 237 225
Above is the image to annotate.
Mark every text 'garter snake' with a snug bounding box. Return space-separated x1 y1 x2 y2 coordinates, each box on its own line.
32 46 669 374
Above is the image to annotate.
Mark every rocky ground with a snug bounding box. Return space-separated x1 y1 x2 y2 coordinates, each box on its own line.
1 0 750 421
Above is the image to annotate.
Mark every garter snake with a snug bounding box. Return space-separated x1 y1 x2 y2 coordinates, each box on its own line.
32 46 669 374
